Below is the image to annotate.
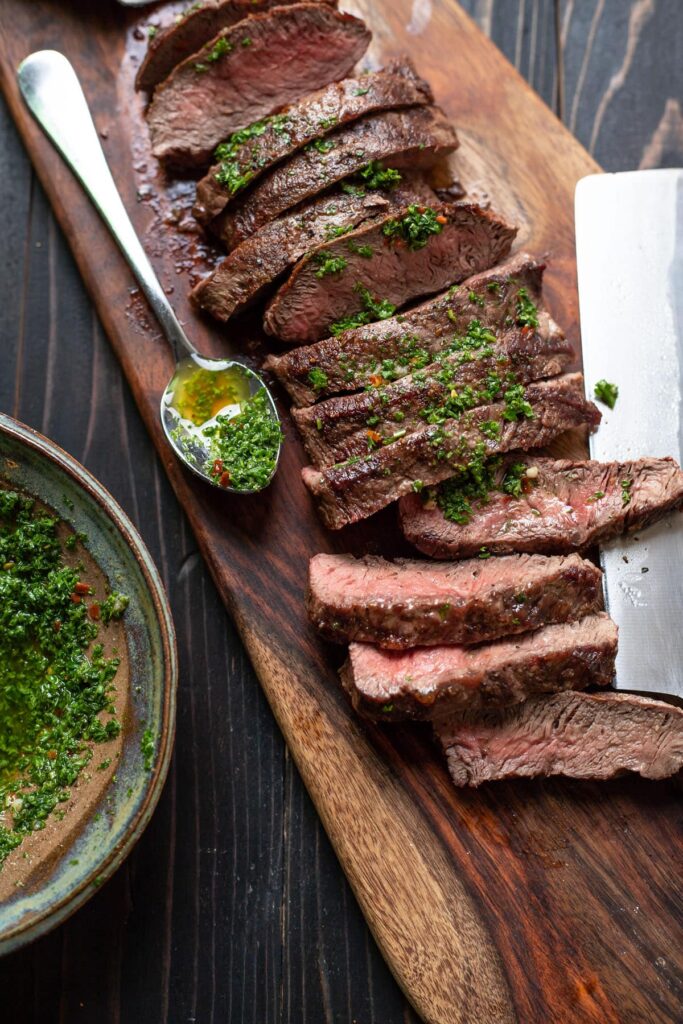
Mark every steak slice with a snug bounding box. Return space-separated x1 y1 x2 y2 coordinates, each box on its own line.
293 326 573 467
191 177 437 322
193 58 432 225
436 690 683 785
308 552 602 649
400 455 683 558
264 201 517 343
302 374 600 530
218 106 459 246
264 252 554 405
341 614 617 721
147 4 371 168
136 0 317 93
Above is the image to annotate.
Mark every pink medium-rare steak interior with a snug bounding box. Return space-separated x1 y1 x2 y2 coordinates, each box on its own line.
340 613 617 720
307 551 602 648
435 690 683 785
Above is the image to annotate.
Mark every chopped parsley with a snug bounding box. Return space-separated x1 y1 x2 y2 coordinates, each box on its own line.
347 240 373 258
307 367 329 392
0 490 126 867
307 137 335 154
515 288 539 329
213 114 291 195
594 379 619 409
329 284 397 336
382 205 444 250
202 389 282 491
621 478 633 507
502 384 534 421
193 35 232 72
312 251 348 278
324 223 353 240
357 160 402 190
501 462 528 497
100 592 129 623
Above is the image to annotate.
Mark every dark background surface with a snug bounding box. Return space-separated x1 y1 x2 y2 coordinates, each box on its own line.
1 1 681 1021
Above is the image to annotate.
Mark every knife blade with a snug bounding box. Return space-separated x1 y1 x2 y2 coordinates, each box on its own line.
575 169 683 698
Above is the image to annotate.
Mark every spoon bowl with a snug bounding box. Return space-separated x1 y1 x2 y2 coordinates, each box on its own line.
161 354 281 492
17 50 282 494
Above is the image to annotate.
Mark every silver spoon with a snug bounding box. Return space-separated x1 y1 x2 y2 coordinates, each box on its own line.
17 50 282 494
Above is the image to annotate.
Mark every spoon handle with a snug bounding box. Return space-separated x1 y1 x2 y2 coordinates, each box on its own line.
17 50 197 359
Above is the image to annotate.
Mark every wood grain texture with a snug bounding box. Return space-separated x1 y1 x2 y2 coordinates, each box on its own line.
0 1 682 1021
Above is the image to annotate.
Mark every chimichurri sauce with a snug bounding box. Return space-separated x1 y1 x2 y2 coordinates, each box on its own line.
0 489 128 867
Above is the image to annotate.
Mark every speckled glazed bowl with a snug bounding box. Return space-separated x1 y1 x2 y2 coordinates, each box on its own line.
0 414 177 955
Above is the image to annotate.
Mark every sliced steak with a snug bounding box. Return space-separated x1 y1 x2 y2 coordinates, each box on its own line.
400 455 683 558
308 552 602 648
265 252 555 405
341 614 617 721
218 106 459 246
147 4 371 167
293 326 573 466
264 201 516 343
136 0 317 93
194 58 432 225
436 690 683 785
302 374 600 529
191 177 437 321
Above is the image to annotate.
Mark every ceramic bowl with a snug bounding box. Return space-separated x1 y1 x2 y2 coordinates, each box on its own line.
0 414 177 955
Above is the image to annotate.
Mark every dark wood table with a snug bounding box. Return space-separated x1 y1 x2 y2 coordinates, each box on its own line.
1 2 680 1020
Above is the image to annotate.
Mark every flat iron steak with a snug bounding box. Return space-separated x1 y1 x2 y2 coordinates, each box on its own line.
435 690 683 785
340 614 617 721
400 456 683 558
307 552 602 648
146 4 371 167
193 58 433 225
264 252 557 405
263 200 517 343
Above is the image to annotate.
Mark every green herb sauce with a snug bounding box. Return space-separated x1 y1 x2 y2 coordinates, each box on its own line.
382 206 444 250
203 389 282 491
0 491 126 867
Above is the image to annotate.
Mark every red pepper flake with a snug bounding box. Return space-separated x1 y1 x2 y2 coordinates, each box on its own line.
368 374 383 387
53 619 62 632
212 458 224 476
435 214 448 225
70 593 81 604
367 429 382 444
75 581 91 595
47 750 57 760
88 603 101 621
218 470 232 488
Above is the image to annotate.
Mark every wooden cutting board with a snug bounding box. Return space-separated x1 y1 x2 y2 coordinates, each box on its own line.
1 1 681 1020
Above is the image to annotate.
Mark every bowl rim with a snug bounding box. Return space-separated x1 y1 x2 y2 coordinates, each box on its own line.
0 412 178 955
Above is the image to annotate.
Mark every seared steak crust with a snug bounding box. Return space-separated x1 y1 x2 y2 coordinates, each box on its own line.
265 252 553 405
147 4 371 167
400 455 683 558
264 200 517 343
191 178 437 322
308 552 602 648
436 690 683 785
136 0 311 93
218 106 458 246
194 58 432 225
341 614 617 720
302 374 601 530
293 327 573 466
